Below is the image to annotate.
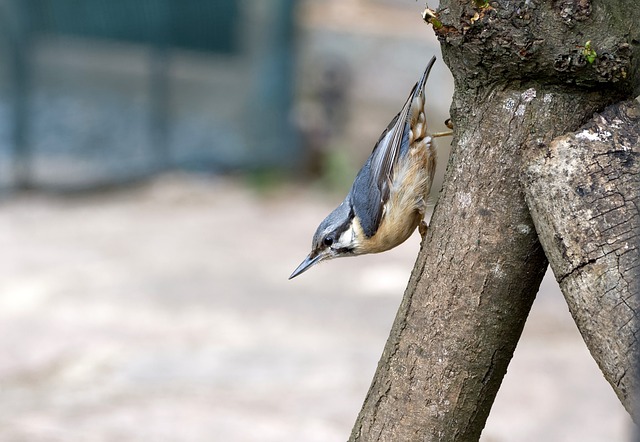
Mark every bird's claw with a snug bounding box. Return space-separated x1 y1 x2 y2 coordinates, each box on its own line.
419 220 429 239
432 118 454 138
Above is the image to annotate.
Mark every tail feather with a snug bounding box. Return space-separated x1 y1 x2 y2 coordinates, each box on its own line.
408 56 436 142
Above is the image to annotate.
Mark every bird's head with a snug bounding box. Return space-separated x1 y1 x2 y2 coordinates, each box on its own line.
289 201 360 279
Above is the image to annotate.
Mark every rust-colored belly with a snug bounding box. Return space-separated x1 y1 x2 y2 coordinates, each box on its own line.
356 137 436 255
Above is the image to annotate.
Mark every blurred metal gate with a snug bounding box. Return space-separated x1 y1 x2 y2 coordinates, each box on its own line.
0 0 297 190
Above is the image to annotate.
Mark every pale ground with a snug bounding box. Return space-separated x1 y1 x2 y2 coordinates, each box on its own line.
0 175 634 441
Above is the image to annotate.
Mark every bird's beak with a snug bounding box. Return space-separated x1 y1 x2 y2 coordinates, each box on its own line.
288 251 328 279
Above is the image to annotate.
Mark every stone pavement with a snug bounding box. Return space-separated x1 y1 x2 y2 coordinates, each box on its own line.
0 175 632 441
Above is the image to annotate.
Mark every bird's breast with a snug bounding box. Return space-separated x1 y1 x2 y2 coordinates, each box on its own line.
356 137 436 255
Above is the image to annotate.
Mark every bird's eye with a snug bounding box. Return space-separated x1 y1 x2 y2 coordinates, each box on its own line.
323 236 334 247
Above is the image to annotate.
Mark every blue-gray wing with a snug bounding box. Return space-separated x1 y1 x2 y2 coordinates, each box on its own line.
350 116 410 237
348 56 435 238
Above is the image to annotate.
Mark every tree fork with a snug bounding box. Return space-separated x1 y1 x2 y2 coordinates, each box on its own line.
350 0 639 439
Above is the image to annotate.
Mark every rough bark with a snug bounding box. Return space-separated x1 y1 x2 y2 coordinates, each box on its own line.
522 99 640 420
350 0 639 440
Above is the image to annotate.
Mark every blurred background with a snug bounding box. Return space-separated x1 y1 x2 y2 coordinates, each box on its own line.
0 0 634 441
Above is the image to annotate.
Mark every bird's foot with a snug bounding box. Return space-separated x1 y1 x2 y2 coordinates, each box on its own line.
431 118 454 138
419 220 429 239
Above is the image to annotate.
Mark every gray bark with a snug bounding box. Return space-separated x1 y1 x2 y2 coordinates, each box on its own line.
350 0 640 440
522 99 640 420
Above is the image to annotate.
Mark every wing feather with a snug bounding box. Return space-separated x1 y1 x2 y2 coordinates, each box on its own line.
349 56 436 238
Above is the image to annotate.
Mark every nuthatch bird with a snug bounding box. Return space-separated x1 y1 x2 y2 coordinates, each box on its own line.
290 56 448 279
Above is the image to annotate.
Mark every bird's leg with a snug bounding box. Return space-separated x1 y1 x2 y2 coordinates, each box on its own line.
432 118 454 138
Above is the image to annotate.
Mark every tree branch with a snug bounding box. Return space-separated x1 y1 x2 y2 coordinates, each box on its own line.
522 99 640 420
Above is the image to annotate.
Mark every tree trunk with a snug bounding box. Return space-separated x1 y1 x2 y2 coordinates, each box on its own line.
350 0 639 439
522 99 640 420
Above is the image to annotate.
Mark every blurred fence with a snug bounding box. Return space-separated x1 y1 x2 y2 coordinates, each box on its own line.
0 0 297 191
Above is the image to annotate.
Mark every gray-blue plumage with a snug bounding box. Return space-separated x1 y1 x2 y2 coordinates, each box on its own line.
291 56 437 280
348 56 434 238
